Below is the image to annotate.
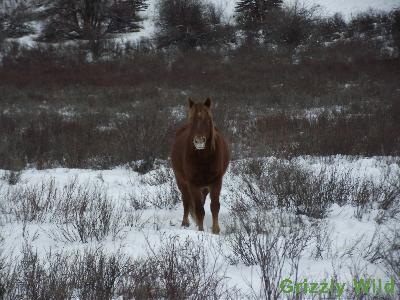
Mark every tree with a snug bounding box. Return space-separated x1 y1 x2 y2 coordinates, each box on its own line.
0 2 35 38
41 0 148 41
155 0 227 51
391 9 400 48
235 0 283 30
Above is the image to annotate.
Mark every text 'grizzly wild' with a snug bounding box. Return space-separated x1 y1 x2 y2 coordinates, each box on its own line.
171 98 229 234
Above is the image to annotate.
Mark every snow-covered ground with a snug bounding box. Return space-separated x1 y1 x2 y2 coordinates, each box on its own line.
1 156 399 297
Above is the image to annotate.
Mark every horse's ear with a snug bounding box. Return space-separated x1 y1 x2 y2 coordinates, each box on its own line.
204 97 211 108
188 98 194 108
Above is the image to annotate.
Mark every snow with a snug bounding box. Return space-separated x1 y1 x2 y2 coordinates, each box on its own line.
291 0 400 18
1 155 398 296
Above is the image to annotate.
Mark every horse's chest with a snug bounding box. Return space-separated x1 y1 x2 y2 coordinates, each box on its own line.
189 162 218 186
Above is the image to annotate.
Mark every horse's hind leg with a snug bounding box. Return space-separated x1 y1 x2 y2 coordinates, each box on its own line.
201 188 209 205
188 184 205 231
210 179 222 234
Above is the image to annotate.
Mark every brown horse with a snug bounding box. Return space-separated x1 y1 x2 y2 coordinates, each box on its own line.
171 98 229 234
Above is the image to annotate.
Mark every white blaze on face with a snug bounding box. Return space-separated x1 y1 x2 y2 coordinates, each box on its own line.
193 136 206 150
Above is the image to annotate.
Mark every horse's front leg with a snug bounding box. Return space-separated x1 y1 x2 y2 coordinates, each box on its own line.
176 179 190 227
187 183 205 231
210 178 222 234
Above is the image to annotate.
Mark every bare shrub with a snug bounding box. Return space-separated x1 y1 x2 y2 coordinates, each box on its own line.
41 0 148 41
121 235 228 299
53 183 124 243
315 13 347 41
392 9 400 48
268 161 345 218
232 159 341 218
349 10 391 38
70 248 132 300
2 179 58 225
131 166 180 209
127 183 179 211
231 158 400 220
352 170 400 220
381 224 400 299
1 179 124 242
125 191 149 211
226 211 310 299
155 0 228 50
0 2 35 38
0 104 177 169
1 236 233 299
265 0 320 59
0 243 133 300
18 242 73 300
148 184 180 210
1 169 21 185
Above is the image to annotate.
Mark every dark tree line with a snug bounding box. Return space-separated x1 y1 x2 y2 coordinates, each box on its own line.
41 0 148 41
155 0 231 51
1 0 399 56
235 0 283 30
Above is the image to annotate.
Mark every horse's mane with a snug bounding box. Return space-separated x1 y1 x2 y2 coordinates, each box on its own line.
175 124 189 136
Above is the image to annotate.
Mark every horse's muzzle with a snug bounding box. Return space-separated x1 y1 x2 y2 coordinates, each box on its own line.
193 136 206 150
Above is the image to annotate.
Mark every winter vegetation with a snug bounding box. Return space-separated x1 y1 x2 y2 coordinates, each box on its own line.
1 0 400 299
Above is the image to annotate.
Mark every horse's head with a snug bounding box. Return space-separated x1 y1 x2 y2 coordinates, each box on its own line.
188 97 215 150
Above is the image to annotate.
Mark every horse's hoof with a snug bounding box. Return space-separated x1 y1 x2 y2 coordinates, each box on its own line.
181 220 190 227
212 225 220 235
198 225 204 231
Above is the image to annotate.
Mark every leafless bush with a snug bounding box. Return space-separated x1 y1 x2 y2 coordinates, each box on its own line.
1 179 124 242
147 184 180 210
269 162 347 218
1 169 21 185
231 159 400 220
0 236 234 299
352 170 400 220
125 190 149 211
127 183 180 211
155 0 229 50
226 211 311 299
2 179 58 225
232 159 343 218
377 223 400 300
392 9 400 48
0 243 134 300
131 166 180 209
0 2 35 38
40 0 147 42
0 104 176 169
121 235 229 299
70 248 133 300
383 230 400 297
349 10 391 37
52 183 124 243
